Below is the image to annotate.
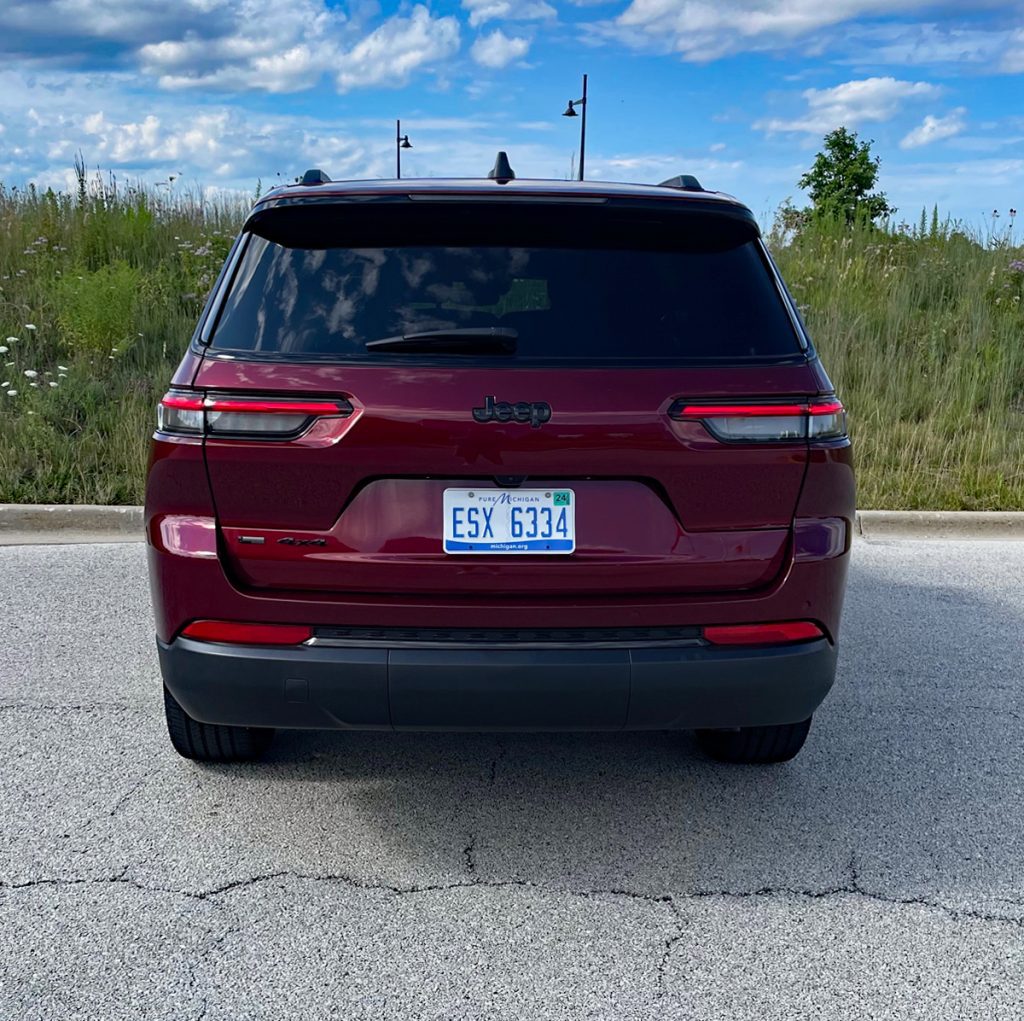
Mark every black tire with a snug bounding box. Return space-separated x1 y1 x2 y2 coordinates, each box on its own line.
696 716 812 764
163 685 274 762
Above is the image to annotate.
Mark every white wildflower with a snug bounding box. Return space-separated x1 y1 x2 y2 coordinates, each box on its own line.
0 347 7 354
29 382 38 388
24 324 36 330
6 390 16 396
5 337 16 343
0 381 8 387
58 373 67 378
49 381 58 388
23 370 38 378
57 365 68 371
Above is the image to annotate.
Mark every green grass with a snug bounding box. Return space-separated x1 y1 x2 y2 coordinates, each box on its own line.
0 175 1022 508
771 215 1024 509
0 174 243 503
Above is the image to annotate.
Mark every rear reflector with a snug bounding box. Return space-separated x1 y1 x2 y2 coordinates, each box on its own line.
181 621 313 645
670 398 847 444
703 621 824 646
794 517 848 561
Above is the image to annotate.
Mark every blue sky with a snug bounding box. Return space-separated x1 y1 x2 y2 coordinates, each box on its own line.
0 0 1021 226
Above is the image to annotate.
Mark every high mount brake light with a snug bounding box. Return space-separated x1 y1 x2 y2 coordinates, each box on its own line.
669 398 847 444
157 391 354 440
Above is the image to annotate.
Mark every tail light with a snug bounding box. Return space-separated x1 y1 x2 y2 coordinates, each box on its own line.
670 398 847 444
157 390 358 443
181 620 313 645
703 621 825 646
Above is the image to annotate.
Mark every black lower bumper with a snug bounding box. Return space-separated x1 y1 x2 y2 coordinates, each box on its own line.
158 635 837 732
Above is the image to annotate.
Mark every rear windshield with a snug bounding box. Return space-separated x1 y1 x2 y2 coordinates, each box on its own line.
210 217 801 365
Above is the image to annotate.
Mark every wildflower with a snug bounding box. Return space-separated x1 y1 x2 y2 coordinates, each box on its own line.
24 324 36 331
23 370 38 378
0 347 7 355
5 337 16 343
29 382 38 387
0 381 8 387
58 373 67 378
6 390 16 396
1010 260 1024 274
58 365 68 371
49 381 58 388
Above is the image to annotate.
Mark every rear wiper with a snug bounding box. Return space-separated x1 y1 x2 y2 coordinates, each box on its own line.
365 328 517 354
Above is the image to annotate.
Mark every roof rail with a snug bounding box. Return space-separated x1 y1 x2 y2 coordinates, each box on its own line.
658 174 704 192
299 168 332 186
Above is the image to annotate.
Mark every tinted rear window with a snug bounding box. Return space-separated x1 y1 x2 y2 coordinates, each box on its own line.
211 213 801 365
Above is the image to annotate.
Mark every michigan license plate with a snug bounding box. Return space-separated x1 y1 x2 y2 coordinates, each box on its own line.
443 489 575 554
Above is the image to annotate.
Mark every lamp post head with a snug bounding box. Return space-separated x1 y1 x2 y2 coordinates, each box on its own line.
562 101 578 117
400 136 412 149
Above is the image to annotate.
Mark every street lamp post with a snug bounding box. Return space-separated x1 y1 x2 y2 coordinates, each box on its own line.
562 74 588 181
396 119 412 179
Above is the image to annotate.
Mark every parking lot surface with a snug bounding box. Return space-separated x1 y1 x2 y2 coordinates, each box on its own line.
2 539 1022 1019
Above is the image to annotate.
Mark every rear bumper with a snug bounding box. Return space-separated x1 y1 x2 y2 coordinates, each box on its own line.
158 635 837 732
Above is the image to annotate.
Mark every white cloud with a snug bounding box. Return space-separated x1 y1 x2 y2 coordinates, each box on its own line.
836 22 1011 68
755 77 941 134
900 108 967 149
471 29 530 68
461 0 556 29
2 0 458 96
336 6 460 92
594 0 1014 62
1001 28 1024 73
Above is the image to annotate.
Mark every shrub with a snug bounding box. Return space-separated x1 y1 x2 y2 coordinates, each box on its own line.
54 261 140 354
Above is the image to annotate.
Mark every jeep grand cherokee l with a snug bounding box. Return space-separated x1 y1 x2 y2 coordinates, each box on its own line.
146 164 854 765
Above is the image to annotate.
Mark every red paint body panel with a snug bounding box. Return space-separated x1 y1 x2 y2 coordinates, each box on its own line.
145 183 854 661
219 480 789 595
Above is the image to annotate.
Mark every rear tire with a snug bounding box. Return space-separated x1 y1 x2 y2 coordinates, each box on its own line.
696 716 811 764
163 685 274 762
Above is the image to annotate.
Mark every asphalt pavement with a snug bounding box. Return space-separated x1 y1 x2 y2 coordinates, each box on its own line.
1 539 1022 1020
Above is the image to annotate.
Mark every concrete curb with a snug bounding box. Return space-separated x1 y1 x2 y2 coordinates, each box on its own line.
0 504 144 545
856 510 1024 540
3 505 1024 545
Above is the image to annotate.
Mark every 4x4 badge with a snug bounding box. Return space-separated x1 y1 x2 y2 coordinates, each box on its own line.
473 395 552 429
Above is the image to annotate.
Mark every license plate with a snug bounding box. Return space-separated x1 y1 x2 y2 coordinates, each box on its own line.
443 489 575 554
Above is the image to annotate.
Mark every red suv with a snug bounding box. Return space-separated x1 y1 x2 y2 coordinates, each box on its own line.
146 161 854 765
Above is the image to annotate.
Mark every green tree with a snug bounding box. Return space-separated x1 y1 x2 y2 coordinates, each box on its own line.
798 128 893 225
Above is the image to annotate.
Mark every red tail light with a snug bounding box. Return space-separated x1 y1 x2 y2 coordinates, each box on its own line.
670 398 847 444
181 620 313 645
157 390 358 443
703 621 825 646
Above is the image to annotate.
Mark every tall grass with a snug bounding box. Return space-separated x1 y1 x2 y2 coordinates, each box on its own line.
771 214 1024 509
0 171 244 503
0 173 1021 507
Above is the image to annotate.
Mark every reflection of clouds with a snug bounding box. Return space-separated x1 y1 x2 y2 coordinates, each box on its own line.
399 252 434 289
215 242 545 354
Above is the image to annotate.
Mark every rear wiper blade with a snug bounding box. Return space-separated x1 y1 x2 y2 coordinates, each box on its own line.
365 328 517 354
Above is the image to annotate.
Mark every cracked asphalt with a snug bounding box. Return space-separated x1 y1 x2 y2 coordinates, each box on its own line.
2 539 1023 1020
